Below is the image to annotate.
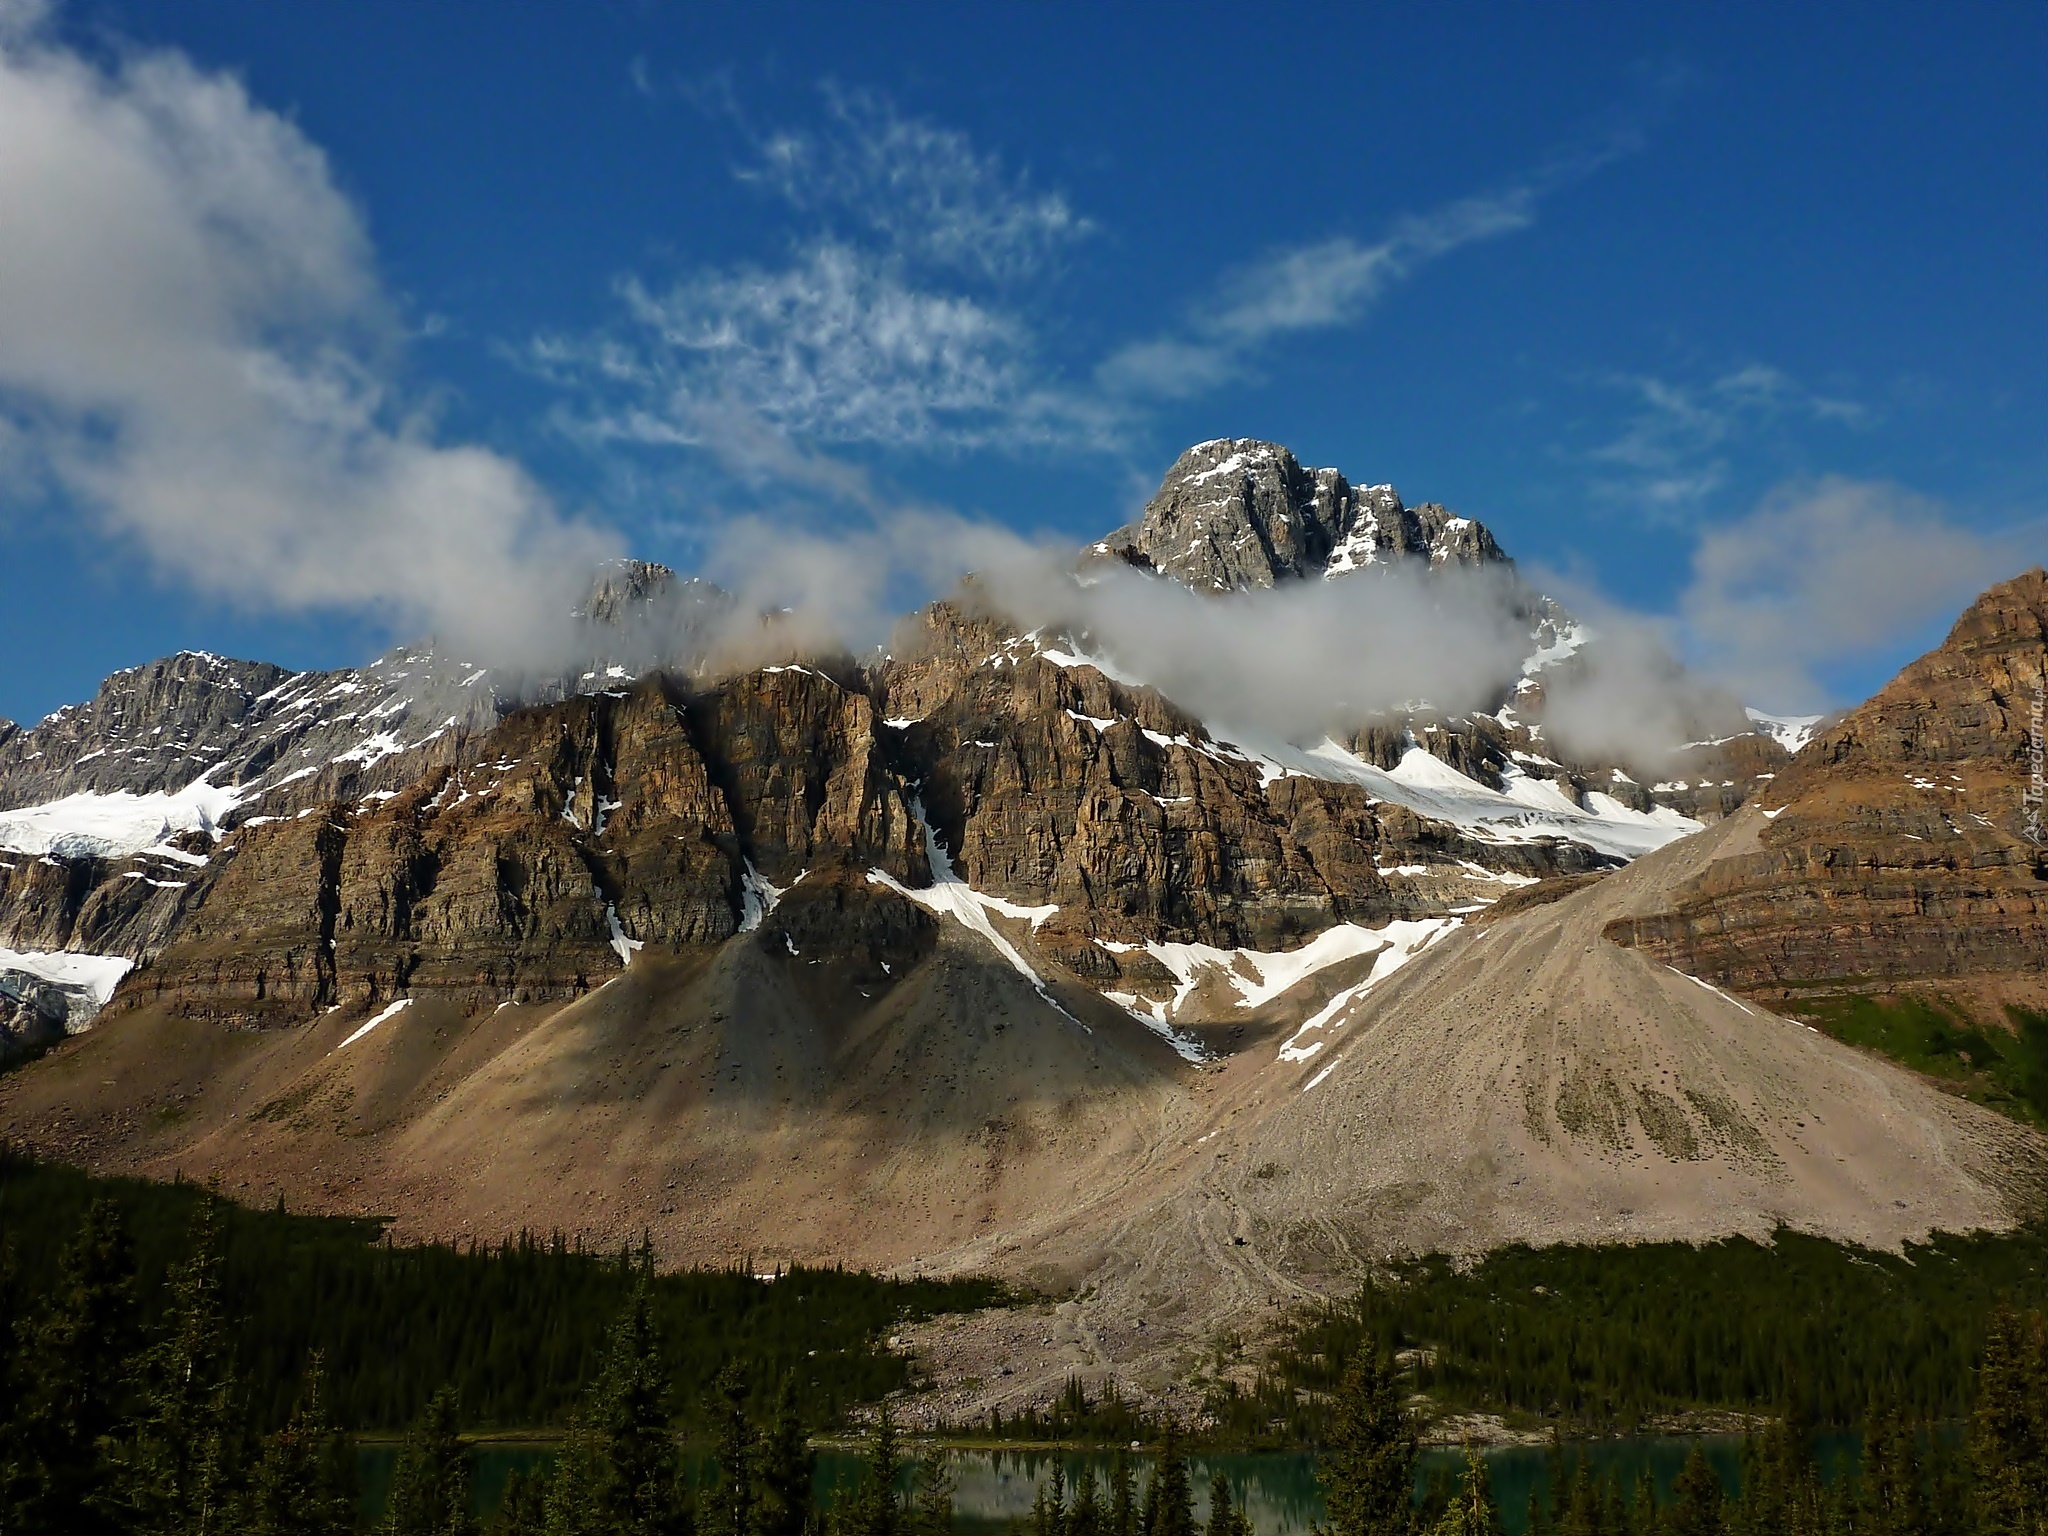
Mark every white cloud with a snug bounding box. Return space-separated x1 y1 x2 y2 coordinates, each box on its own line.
559 242 1047 450
0 11 616 667
1678 477 2031 709
1586 365 1870 514
733 83 1089 281
1096 153 1617 401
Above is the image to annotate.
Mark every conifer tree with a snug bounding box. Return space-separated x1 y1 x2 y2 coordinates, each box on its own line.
708 1365 756 1536
1109 1451 1137 1536
1315 1353 1417 1536
750 1374 814 1536
1067 1464 1102 1536
1143 1427 1194 1536
494 1467 549 1536
9 1195 141 1536
1665 1445 1722 1536
1972 1307 2048 1536
383 1386 477 1536
1205 1472 1248 1536
132 1193 245 1536
1425 1450 1500 1536
836 1402 903 1536
1859 1394 1925 1536
585 1284 690 1536
908 1444 952 1536
238 1354 357 1536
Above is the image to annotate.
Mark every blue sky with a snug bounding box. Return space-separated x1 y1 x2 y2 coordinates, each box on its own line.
0 0 2042 725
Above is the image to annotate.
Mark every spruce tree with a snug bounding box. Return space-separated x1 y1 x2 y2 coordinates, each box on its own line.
1109 1451 1137 1536
238 1355 357 1536
383 1386 477 1536
1315 1353 1417 1536
1205 1472 1248 1536
1143 1427 1194 1536
749 1374 814 1536
1972 1307 2048 1536
707 1365 755 1536
1662 1449 1728 1536
1067 1465 1102 1536
9 1195 142 1536
133 1193 245 1536
1859 1395 1925 1536
585 1284 690 1536
837 1404 903 1536
1425 1451 1500 1536
908 1446 952 1536
494 1468 549 1536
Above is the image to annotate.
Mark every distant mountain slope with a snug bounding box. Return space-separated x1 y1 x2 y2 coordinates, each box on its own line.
1606 567 2048 1015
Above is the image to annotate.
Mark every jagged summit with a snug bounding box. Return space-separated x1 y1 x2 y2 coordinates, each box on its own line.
1098 437 1507 591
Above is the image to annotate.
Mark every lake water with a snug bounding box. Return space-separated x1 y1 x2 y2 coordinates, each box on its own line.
362 1434 1856 1535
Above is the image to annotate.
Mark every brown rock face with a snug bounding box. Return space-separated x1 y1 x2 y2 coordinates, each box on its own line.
1605 568 2048 1004
112 669 931 1024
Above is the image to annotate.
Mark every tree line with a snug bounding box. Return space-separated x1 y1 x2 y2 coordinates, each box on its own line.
0 1148 999 1435
1210 1225 2048 1442
1308 1313 2048 1536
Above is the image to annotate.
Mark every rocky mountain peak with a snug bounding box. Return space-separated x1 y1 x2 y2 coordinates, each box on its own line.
1099 437 1509 590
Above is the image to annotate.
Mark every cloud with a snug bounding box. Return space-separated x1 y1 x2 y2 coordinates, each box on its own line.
543 85 1106 456
1585 364 1870 514
1678 477 2032 709
0 10 617 667
1097 143 1629 402
547 242 1074 451
731 83 1089 281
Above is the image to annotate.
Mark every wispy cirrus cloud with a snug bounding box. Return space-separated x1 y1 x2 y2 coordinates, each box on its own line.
1584 364 1870 513
539 85 1104 457
734 83 1090 281
1097 142 1633 402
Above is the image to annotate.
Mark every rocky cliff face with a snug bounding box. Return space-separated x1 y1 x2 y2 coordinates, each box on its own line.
1100 438 1507 588
0 440 1798 1045
1606 568 2048 1006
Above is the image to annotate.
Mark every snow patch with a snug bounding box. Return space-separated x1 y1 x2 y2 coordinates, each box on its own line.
0 773 248 860
0 947 133 1012
1275 918 1462 1065
335 997 411 1051
1745 708 1825 755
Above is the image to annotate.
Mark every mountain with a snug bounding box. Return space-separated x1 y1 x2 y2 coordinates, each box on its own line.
1606 567 2048 1016
0 441 2037 1417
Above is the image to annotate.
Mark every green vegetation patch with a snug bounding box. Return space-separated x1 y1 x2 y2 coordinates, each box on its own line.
1212 1225 2048 1444
1788 994 2048 1127
0 1146 1006 1435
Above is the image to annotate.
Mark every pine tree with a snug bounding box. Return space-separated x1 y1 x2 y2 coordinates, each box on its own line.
132 1193 245 1536
750 1374 814 1536
383 1386 477 1536
1972 1307 2048 1536
1315 1353 1417 1536
836 1402 903 1536
1143 1427 1194 1536
908 1445 952 1536
585 1284 690 1536
1067 1465 1102 1536
1110 1451 1137 1536
1425 1450 1500 1536
1859 1395 1925 1536
9 1194 142 1536
708 1364 756 1536
238 1354 358 1536
1205 1472 1248 1536
1662 1449 1728 1536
